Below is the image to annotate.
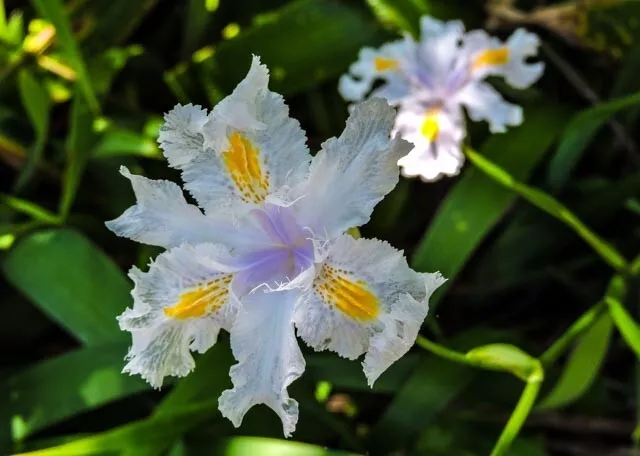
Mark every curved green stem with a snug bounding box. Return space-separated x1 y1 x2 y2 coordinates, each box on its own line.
464 147 628 272
539 302 605 366
415 335 480 368
489 372 543 456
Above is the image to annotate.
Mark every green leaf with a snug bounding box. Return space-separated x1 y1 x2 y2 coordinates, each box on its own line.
212 437 357 456
14 398 220 456
91 127 160 159
0 343 147 447
60 91 99 218
367 356 474 453
412 101 571 307
182 0 212 56
305 353 419 393
538 312 613 409
1 194 60 225
70 0 159 52
364 0 476 35
364 0 426 35
87 45 144 99
607 294 640 358
465 344 542 382
182 0 380 98
547 90 640 191
2 228 130 345
31 0 99 113
367 330 507 452
465 148 628 272
16 69 51 189
154 342 234 418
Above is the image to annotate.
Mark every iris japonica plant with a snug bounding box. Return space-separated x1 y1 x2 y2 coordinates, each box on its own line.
339 16 545 181
106 56 445 436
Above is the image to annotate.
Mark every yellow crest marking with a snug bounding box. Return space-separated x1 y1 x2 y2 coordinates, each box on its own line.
222 132 269 204
421 108 441 141
374 57 398 72
164 274 233 320
314 265 379 322
473 47 509 71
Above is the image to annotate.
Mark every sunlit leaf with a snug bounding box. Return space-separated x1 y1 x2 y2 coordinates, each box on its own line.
2 228 130 345
0 343 146 446
607 295 640 358
538 312 613 409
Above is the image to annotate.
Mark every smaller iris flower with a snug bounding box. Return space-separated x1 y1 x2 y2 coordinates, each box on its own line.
339 16 544 181
107 56 445 436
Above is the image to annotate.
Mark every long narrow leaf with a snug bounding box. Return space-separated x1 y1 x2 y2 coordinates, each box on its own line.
465 148 628 272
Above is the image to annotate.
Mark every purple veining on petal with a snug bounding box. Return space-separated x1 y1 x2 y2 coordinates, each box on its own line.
232 203 315 294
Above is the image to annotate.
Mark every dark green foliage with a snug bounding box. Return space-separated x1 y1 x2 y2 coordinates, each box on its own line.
1 1 640 455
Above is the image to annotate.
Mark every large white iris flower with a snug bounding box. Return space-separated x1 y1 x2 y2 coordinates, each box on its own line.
106 56 445 436
339 17 545 181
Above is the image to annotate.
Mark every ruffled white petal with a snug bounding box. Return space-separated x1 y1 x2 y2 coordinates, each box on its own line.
419 16 465 40
158 103 209 168
118 243 237 388
409 18 466 97
159 56 310 215
466 28 544 89
293 234 446 386
363 271 445 384
294 98 410 239
105 166 222 249
219 289 305 437
455 81 523 133
502 28 544 89
393 102 465 181
339 41 410 103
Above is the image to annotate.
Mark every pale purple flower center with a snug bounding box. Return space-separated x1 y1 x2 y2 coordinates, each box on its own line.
234 203 315 292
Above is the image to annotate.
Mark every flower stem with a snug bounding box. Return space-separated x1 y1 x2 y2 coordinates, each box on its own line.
539 302 605 366
464 147 628 272
489 373 543 456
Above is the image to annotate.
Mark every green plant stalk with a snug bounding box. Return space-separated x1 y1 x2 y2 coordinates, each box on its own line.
464 147 628 272
416 336 537 379
489 372 543 456
415 335 479 368
2 194 61 225
0 0 6 34
539 302 605 366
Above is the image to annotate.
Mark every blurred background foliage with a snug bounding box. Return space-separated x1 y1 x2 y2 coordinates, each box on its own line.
2 0 640 455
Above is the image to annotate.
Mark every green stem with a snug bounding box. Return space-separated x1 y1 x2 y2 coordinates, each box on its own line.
415 335 512 371
489 373 543 456
1 194 61 225
465 147 628 272
415 335 477 367
539 302 605 366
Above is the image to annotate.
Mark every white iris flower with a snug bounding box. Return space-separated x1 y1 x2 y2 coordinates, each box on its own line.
107 56 445 437
339 17 545 182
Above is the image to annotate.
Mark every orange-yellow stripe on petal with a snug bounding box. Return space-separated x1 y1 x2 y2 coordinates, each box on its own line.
222 132 270 204
473 47 509 71
374 57 398 72
164 274 232 320
314 266 379 321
